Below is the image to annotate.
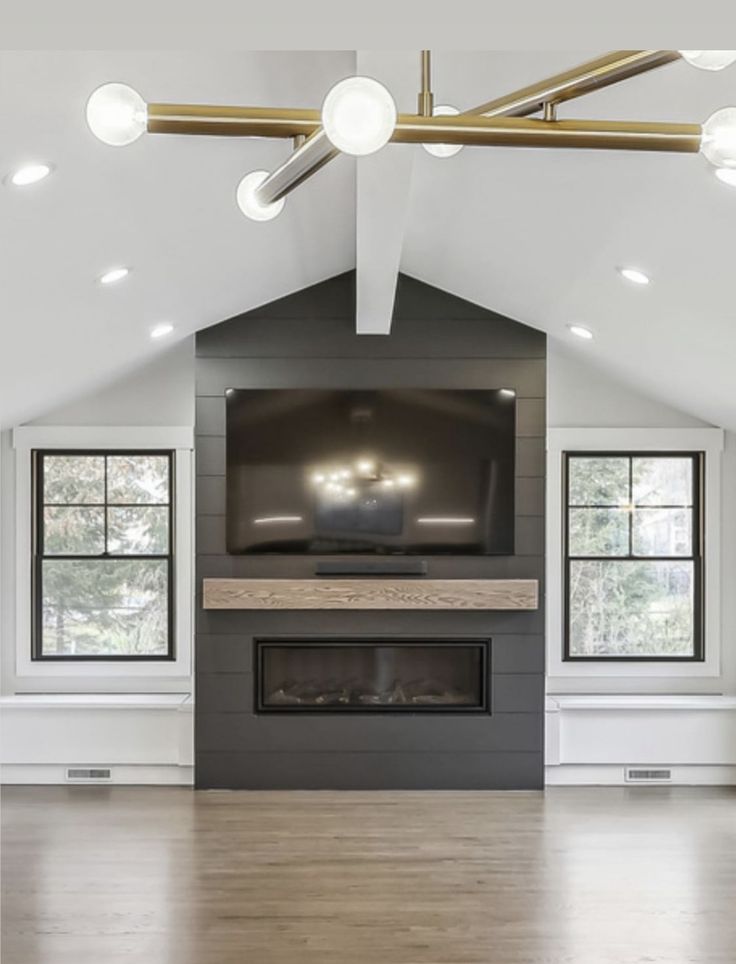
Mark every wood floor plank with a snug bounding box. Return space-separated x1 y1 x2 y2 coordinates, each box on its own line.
2 786 735 964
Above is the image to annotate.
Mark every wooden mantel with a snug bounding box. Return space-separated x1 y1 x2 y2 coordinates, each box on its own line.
202 578 538 612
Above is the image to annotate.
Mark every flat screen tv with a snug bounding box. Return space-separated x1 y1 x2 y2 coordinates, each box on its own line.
225 389 515 555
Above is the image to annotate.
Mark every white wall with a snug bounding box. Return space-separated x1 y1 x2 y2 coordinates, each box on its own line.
3 335 734 784
547 343 736 785
0 339 195 784
28 338 196 428
0 338 195 696
548 343 710 430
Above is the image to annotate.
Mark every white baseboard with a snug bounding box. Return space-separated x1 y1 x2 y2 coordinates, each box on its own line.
546 764 736 786
0 764 194 786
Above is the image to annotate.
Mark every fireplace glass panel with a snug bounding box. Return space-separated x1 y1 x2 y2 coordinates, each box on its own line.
257 640 489 712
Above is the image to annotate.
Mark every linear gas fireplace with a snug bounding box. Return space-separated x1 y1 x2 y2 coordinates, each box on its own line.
256 639 490 713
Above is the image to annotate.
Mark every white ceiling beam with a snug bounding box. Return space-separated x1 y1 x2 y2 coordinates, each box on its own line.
355 51 417 335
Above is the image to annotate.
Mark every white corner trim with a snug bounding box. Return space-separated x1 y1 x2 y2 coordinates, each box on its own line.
546 426 724 680
13 430 194 684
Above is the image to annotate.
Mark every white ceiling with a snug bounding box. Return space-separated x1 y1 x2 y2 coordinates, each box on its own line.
2 51 735 428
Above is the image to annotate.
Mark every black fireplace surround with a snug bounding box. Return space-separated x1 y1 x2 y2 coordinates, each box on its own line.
195 272 546 790
256 638 490 713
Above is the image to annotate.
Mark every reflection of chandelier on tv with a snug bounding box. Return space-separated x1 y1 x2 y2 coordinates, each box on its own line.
309 458 416 502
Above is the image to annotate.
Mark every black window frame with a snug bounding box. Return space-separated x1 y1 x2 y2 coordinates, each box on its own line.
563 451 704 663
32 449 176 662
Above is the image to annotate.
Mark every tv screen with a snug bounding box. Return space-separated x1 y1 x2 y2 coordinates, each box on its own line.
225 389 515 555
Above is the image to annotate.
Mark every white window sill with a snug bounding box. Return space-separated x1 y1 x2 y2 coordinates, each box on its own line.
0 693 192 711
546 694 736 712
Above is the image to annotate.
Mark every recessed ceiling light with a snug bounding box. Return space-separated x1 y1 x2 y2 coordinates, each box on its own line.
98 266 130 286
715 167 736 187
150 323 174 339
499 388 516 398
568 324 594 341
7 163 53 187
618 266 650 286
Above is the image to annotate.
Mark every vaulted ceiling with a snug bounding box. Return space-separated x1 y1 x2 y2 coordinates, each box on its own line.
2 51 735 428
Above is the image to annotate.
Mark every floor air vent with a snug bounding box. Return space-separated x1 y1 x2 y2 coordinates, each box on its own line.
65 768 112 783
625 767 672 783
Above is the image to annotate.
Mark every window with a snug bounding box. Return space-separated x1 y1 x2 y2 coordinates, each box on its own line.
564 453 703 661
33 451 174 660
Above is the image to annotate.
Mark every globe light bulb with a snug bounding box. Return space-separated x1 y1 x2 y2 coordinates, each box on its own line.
679 50 736 71
321 76 397 156
86 83 147 146
422 105 464 158
701 108 736 169
715 167 736 186
236 170 286 221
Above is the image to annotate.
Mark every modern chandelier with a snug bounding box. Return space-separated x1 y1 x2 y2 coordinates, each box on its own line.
85 50 736 220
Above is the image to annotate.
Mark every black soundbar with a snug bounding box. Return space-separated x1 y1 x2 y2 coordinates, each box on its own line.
315 560 428 577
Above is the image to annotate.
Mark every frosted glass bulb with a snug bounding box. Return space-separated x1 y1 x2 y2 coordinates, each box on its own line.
321 77 397 156
86 83 147 146
236 170 286 221
422 105 464 158
679 50 736 71
701 108 736 169
715 167 736 186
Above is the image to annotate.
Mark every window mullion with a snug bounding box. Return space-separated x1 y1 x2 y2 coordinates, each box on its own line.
628 456 633 557
103 455 109 556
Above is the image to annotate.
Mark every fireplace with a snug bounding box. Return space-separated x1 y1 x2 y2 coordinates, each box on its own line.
256 638 490 713
195 272 546 789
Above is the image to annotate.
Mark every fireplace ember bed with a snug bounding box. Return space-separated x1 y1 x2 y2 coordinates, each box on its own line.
255 639 491 713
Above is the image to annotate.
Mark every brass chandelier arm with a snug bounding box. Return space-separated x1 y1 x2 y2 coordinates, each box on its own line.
147 103 322 138
148 102 702 154
393 114 701 152
260 46 435 207
147 52 682 137
418 50 434 117
148 105 337 207
256 130 339 206
465 50 682 118
146 50 690 206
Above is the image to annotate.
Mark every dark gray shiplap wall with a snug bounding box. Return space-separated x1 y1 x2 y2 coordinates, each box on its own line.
195 272 546 789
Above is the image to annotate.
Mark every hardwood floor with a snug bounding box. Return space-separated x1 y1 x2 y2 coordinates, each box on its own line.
2 786 735 964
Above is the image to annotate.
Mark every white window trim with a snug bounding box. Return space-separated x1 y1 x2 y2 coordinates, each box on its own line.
547 427 724 679
13 426 194 682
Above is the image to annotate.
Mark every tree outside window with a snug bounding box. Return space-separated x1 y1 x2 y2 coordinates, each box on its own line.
34 451 173 659
564 453 702 661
